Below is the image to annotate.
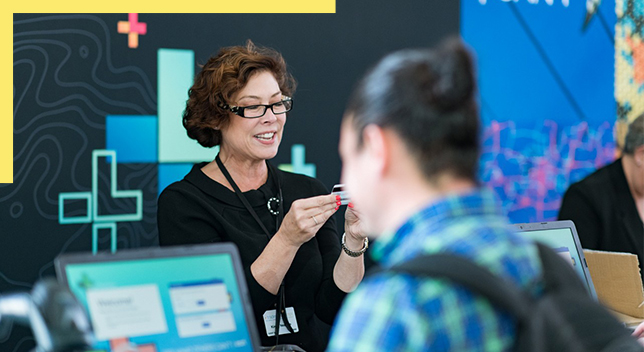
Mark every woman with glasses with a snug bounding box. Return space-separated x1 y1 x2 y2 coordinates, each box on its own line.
157 41 367 352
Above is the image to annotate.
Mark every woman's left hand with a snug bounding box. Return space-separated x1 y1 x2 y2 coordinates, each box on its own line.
334 202 367 292
344 203 366 246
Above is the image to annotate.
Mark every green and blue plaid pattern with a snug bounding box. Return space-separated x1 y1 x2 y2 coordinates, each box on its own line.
327 189 542 352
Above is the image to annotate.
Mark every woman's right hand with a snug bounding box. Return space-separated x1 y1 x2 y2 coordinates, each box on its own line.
277 194 340 247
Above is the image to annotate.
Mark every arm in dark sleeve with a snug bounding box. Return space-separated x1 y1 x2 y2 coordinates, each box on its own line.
157 186 222 246
314 216 347 324
159 186 277 310
245 267 277 314
307 180 347 325
558 183 602 249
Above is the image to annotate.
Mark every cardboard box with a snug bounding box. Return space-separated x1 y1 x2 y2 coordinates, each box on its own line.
609 309 644 328
583 249 644 320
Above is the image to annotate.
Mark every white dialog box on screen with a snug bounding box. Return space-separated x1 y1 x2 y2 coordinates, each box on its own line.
86 284 168 341
169 279 230 314
169 279 236 337
175 311 236 337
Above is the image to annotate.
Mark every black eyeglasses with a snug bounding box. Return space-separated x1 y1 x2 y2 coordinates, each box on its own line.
219 96 293 118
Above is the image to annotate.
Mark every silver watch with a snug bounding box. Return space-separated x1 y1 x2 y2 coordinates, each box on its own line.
341 233 368 257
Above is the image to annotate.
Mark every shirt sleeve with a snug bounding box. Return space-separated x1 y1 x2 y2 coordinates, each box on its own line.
302 178 347 324
157 185 223 246
326 274 420 352
158 186 278 311
314 214 347 324
327 273 514 352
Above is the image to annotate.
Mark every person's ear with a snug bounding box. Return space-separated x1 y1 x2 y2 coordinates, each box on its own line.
361 124 388 176
205 121 220 130
635 145 644 167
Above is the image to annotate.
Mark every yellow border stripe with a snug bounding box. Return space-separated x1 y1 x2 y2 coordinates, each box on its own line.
13 1 335 13
7 3 335 183
4 14 12 183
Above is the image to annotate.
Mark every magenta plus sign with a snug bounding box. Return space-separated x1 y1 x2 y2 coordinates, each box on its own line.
128 13 147 35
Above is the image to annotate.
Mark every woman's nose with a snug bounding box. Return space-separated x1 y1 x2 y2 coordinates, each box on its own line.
261 108 278 123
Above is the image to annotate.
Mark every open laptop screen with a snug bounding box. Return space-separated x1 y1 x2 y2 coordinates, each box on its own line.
513 220 598 300
55 243 260 352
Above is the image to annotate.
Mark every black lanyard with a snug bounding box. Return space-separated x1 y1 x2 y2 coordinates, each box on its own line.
215 154 283 240
214 154 295 343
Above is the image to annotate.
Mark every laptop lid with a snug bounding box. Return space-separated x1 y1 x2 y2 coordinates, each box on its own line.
55 243 261 352
513 220 598 300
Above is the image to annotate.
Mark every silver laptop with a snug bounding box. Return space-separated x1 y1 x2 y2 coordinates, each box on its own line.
513 220 598 300
55 243 261 352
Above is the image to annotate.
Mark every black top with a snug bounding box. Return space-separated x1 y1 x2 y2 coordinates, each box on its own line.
157 162 346 352
558 158 644 281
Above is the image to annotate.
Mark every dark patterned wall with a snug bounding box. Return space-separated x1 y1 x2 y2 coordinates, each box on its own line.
5 4 460 351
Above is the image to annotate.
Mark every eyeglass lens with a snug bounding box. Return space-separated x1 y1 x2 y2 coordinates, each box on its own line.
243 100 292 118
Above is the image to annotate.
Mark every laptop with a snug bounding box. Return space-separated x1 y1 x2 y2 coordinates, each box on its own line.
513 220 598 300
55 243 262 352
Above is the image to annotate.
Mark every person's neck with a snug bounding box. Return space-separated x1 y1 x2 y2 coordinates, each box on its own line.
204 149 268 192
622 156 644 199
376 173 476 236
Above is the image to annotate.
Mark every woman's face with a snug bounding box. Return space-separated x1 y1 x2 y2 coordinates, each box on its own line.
220 71 286 163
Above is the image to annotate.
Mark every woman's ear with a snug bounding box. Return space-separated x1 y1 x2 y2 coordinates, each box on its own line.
211 120 221 130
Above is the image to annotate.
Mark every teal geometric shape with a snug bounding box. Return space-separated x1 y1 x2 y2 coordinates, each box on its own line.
92 222 117 254
58 149 143 254
158 48 215 163
158 163 193 197
278 144 316 178
92 150 143 223
106 115 158 163
58 192 92 224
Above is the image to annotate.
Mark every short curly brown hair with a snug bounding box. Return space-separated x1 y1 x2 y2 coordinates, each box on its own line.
183 40 296 148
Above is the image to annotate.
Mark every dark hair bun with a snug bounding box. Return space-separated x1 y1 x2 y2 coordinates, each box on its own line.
430 38 475 111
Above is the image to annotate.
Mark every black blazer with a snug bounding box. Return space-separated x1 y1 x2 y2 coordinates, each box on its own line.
558 158 644 281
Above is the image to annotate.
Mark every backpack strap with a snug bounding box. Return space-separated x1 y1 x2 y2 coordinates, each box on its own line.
384 249 545 351
387 244 643 352
390 252 532 321
533 242 588 295
532 243 643 352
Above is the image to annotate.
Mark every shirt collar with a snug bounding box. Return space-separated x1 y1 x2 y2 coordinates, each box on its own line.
185 162 278 207
370 188 503 266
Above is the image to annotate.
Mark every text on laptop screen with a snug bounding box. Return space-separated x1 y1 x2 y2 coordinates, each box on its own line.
63 253 254 352
520 227 593 293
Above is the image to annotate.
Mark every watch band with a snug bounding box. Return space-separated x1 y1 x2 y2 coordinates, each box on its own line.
341 233 368 257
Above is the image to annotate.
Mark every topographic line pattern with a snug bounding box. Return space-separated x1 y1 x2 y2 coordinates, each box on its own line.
4 15 160 352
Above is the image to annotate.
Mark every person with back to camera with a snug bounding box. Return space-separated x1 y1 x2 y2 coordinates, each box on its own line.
157 41 367 352
325 39 546 351
326 38 644 352
559 113 644 281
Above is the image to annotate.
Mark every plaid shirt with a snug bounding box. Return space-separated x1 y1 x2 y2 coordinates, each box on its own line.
327 189 542 352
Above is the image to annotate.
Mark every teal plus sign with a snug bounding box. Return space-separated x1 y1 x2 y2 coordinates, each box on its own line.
58 150 143 254
278 144 316 178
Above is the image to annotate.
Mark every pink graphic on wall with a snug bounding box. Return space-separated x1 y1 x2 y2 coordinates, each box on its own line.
480 120 615 222
118 13 148 49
